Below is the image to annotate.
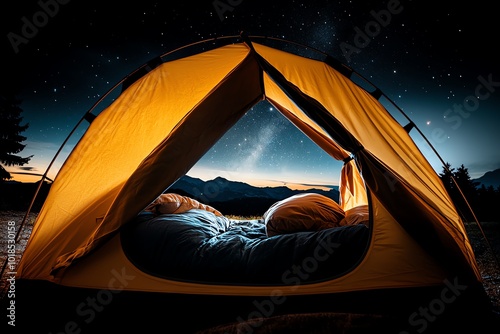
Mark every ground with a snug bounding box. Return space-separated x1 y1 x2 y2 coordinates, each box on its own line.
463 220 500 313
1 211 499 330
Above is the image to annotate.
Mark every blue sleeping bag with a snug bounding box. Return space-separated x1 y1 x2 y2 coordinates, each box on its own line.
120 209 370 285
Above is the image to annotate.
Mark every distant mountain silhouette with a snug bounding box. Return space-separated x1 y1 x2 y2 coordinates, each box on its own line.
0 180 51 211
0 175 340 216
168 175 341 216
473 168 500 188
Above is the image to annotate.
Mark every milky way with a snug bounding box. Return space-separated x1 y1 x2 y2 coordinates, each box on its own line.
2 0 499 184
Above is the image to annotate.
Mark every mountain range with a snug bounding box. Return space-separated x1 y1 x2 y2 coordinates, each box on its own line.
0 175 339 216
3 168 497 215
168 175 340 216
472 168 500 188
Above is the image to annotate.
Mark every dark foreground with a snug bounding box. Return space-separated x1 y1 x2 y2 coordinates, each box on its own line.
1 212 500 333
3 279 500 334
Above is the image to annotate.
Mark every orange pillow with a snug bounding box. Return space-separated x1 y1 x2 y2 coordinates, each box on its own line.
145 193 223 216
263 193 345 237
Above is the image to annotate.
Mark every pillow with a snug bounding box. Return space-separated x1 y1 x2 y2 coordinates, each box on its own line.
339 205 369 226
145 193 223 216
263 193 345 237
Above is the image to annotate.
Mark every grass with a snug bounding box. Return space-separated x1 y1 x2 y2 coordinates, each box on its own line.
225 214 264 221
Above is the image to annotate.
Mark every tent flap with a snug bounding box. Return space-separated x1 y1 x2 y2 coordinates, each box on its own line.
51 50 264 274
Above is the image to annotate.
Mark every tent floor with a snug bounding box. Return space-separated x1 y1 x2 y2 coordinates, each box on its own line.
3 279 499 333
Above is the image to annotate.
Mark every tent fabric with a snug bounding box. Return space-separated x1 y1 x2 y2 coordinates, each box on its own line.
51 50 264 274
16 38 481 296
264 83 368 211
18 45 263 278
251 42 478 281
339 159 368 211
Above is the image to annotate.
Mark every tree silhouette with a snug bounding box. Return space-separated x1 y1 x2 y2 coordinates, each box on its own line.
0 93 32 180
439 162 500 222
453 164 480 220
454 164 480 197
439 162 455 194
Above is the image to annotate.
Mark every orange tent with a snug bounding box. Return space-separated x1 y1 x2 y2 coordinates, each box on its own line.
12 34 493 333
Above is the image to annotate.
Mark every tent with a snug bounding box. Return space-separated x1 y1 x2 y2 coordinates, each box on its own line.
9 33 495 332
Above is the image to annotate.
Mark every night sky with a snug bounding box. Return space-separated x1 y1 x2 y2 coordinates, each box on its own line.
2 0 499 188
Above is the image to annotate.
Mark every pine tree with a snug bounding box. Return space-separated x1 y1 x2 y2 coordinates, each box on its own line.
438 162 455 194
454 164 479 196
439 163 480 221
0 93 32 180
